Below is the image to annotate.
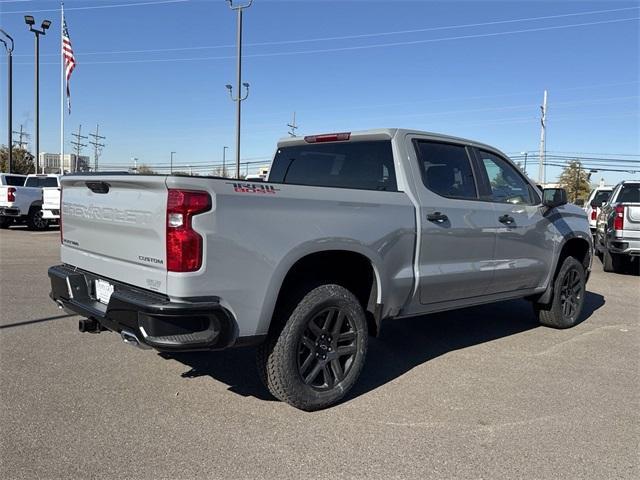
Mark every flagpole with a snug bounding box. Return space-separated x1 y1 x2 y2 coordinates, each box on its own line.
60 1 64 174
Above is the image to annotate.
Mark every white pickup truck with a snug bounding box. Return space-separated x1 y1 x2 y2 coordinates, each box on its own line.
0 174 61 230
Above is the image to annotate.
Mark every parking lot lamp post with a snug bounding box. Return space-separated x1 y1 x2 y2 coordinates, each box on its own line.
226 0 253 179
24 16 51 174
0 30 14 173
170 151 176 174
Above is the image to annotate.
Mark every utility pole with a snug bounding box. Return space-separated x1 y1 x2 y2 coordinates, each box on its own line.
574 159 581 203
170 151 176 174
88 124 106 172
12 125 30 150
538 89 548 185
222 146 228 177
70 124 87 173
1 30 14 173
520 151 528 175
287 111 298 137
226 0 253 179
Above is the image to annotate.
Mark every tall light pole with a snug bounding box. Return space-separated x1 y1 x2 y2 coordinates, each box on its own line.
226 0 253 179
24 15 51 174
170 151 176 173
0 30 14 173
222 145 229 177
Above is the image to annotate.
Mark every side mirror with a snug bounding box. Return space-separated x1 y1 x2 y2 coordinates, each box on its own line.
542 188 568 209
590 200 602 209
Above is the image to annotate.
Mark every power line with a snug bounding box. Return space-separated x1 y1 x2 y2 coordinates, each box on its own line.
18 6 639 58
23 16 640 66
3 0 189 15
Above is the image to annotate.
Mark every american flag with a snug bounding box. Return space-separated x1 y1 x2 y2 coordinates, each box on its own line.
62 15 76 114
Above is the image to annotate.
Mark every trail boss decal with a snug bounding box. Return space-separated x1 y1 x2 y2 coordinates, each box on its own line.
227 182 279 194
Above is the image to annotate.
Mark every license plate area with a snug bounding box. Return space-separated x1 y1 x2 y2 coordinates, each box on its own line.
95 279 115 305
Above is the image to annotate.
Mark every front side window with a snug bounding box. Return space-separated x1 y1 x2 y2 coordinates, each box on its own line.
269 140 397 191
478 151 534 205
414 141 477 199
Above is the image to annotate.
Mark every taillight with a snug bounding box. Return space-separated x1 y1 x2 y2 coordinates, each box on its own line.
166 189 211 272
613 205 625 231
591 209 597 221
304 132 351 143
7 187 16 202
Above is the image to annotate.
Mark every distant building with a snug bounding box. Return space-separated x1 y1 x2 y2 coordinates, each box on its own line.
40 153 90 173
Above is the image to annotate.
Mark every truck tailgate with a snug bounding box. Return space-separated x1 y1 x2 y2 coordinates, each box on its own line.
625 205 640 230
43 187 61 210
60 175 169 294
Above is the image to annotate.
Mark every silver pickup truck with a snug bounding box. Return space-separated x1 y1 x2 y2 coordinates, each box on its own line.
48 129 592 410
595 180 640 273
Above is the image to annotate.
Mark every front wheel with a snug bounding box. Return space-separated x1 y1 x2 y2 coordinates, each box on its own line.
257 284 368 411
534 256 586 329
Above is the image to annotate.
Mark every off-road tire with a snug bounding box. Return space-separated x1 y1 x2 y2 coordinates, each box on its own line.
26 207 48 231
534 256 586 329
256 284 368 411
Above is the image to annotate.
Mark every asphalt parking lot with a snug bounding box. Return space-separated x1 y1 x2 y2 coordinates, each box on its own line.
1 227 638 480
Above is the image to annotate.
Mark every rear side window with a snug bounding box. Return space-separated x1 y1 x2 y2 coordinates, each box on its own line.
413 141 477 199
269 140 397 191
618 183 640 203
3 175 25 186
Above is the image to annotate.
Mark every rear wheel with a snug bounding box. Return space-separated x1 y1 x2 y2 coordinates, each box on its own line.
0 217 12 229
534 256 586 329
27 207 48 231
257 284 368 411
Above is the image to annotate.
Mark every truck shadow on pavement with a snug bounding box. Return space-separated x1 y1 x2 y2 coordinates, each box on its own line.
164 291 605 405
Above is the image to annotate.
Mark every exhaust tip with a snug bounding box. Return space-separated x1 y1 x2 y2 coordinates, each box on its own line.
120 330 150 349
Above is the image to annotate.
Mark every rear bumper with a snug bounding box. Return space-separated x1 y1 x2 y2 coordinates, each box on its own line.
608 238 640 256
0 206 22 217
48 264 239 352
42 208 60 219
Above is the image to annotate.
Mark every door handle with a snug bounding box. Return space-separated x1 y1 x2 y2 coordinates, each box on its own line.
427 212 449 223
499 214 515 225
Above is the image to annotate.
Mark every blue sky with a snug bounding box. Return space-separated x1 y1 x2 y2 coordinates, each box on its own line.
1 0 638 184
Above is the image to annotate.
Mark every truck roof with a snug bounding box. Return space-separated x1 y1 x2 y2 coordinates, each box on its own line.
277 128 507 155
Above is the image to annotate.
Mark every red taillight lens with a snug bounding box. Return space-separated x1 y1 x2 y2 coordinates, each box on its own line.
591 209 597 221
613 205 625 231
7 187 16 202
166 189 211 272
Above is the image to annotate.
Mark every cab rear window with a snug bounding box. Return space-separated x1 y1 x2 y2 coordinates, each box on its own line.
269 140 398 192
618 184 639 203
25 177 58 188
